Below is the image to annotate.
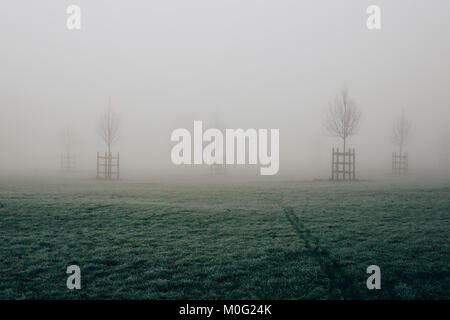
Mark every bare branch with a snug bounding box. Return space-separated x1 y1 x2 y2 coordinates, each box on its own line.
98 97 120 153
323 88 362 149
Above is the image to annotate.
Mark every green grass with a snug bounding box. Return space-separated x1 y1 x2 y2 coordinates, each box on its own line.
0 177 449 299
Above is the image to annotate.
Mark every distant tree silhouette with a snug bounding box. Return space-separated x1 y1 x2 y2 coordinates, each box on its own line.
60 125 76 172
391 109 411 156
61 125 74 155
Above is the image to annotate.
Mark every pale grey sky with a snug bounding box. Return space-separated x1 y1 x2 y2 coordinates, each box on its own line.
0 0 449 178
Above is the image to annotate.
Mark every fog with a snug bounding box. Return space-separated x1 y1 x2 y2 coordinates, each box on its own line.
1 0 449 180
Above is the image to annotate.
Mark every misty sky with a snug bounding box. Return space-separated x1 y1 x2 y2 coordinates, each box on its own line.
0 0 449 178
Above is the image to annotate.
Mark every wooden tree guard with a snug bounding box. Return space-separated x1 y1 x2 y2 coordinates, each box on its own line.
392 152 408 175
331 148 356 181
61 152 76 172
97 152 120 180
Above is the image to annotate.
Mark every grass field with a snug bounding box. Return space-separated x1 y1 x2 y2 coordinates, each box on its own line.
0 176 449 299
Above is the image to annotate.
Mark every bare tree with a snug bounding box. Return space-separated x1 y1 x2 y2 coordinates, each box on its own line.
324 88 362 152
61 126 74 154
60 125 76 172
98 97 120 154
391 109 411 156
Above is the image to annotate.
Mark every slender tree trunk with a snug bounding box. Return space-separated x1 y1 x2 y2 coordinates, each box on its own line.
343 138 346 155
343 137 346 180
107 143 111 179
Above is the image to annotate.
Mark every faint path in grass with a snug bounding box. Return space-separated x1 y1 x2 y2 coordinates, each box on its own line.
282 205 362 299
